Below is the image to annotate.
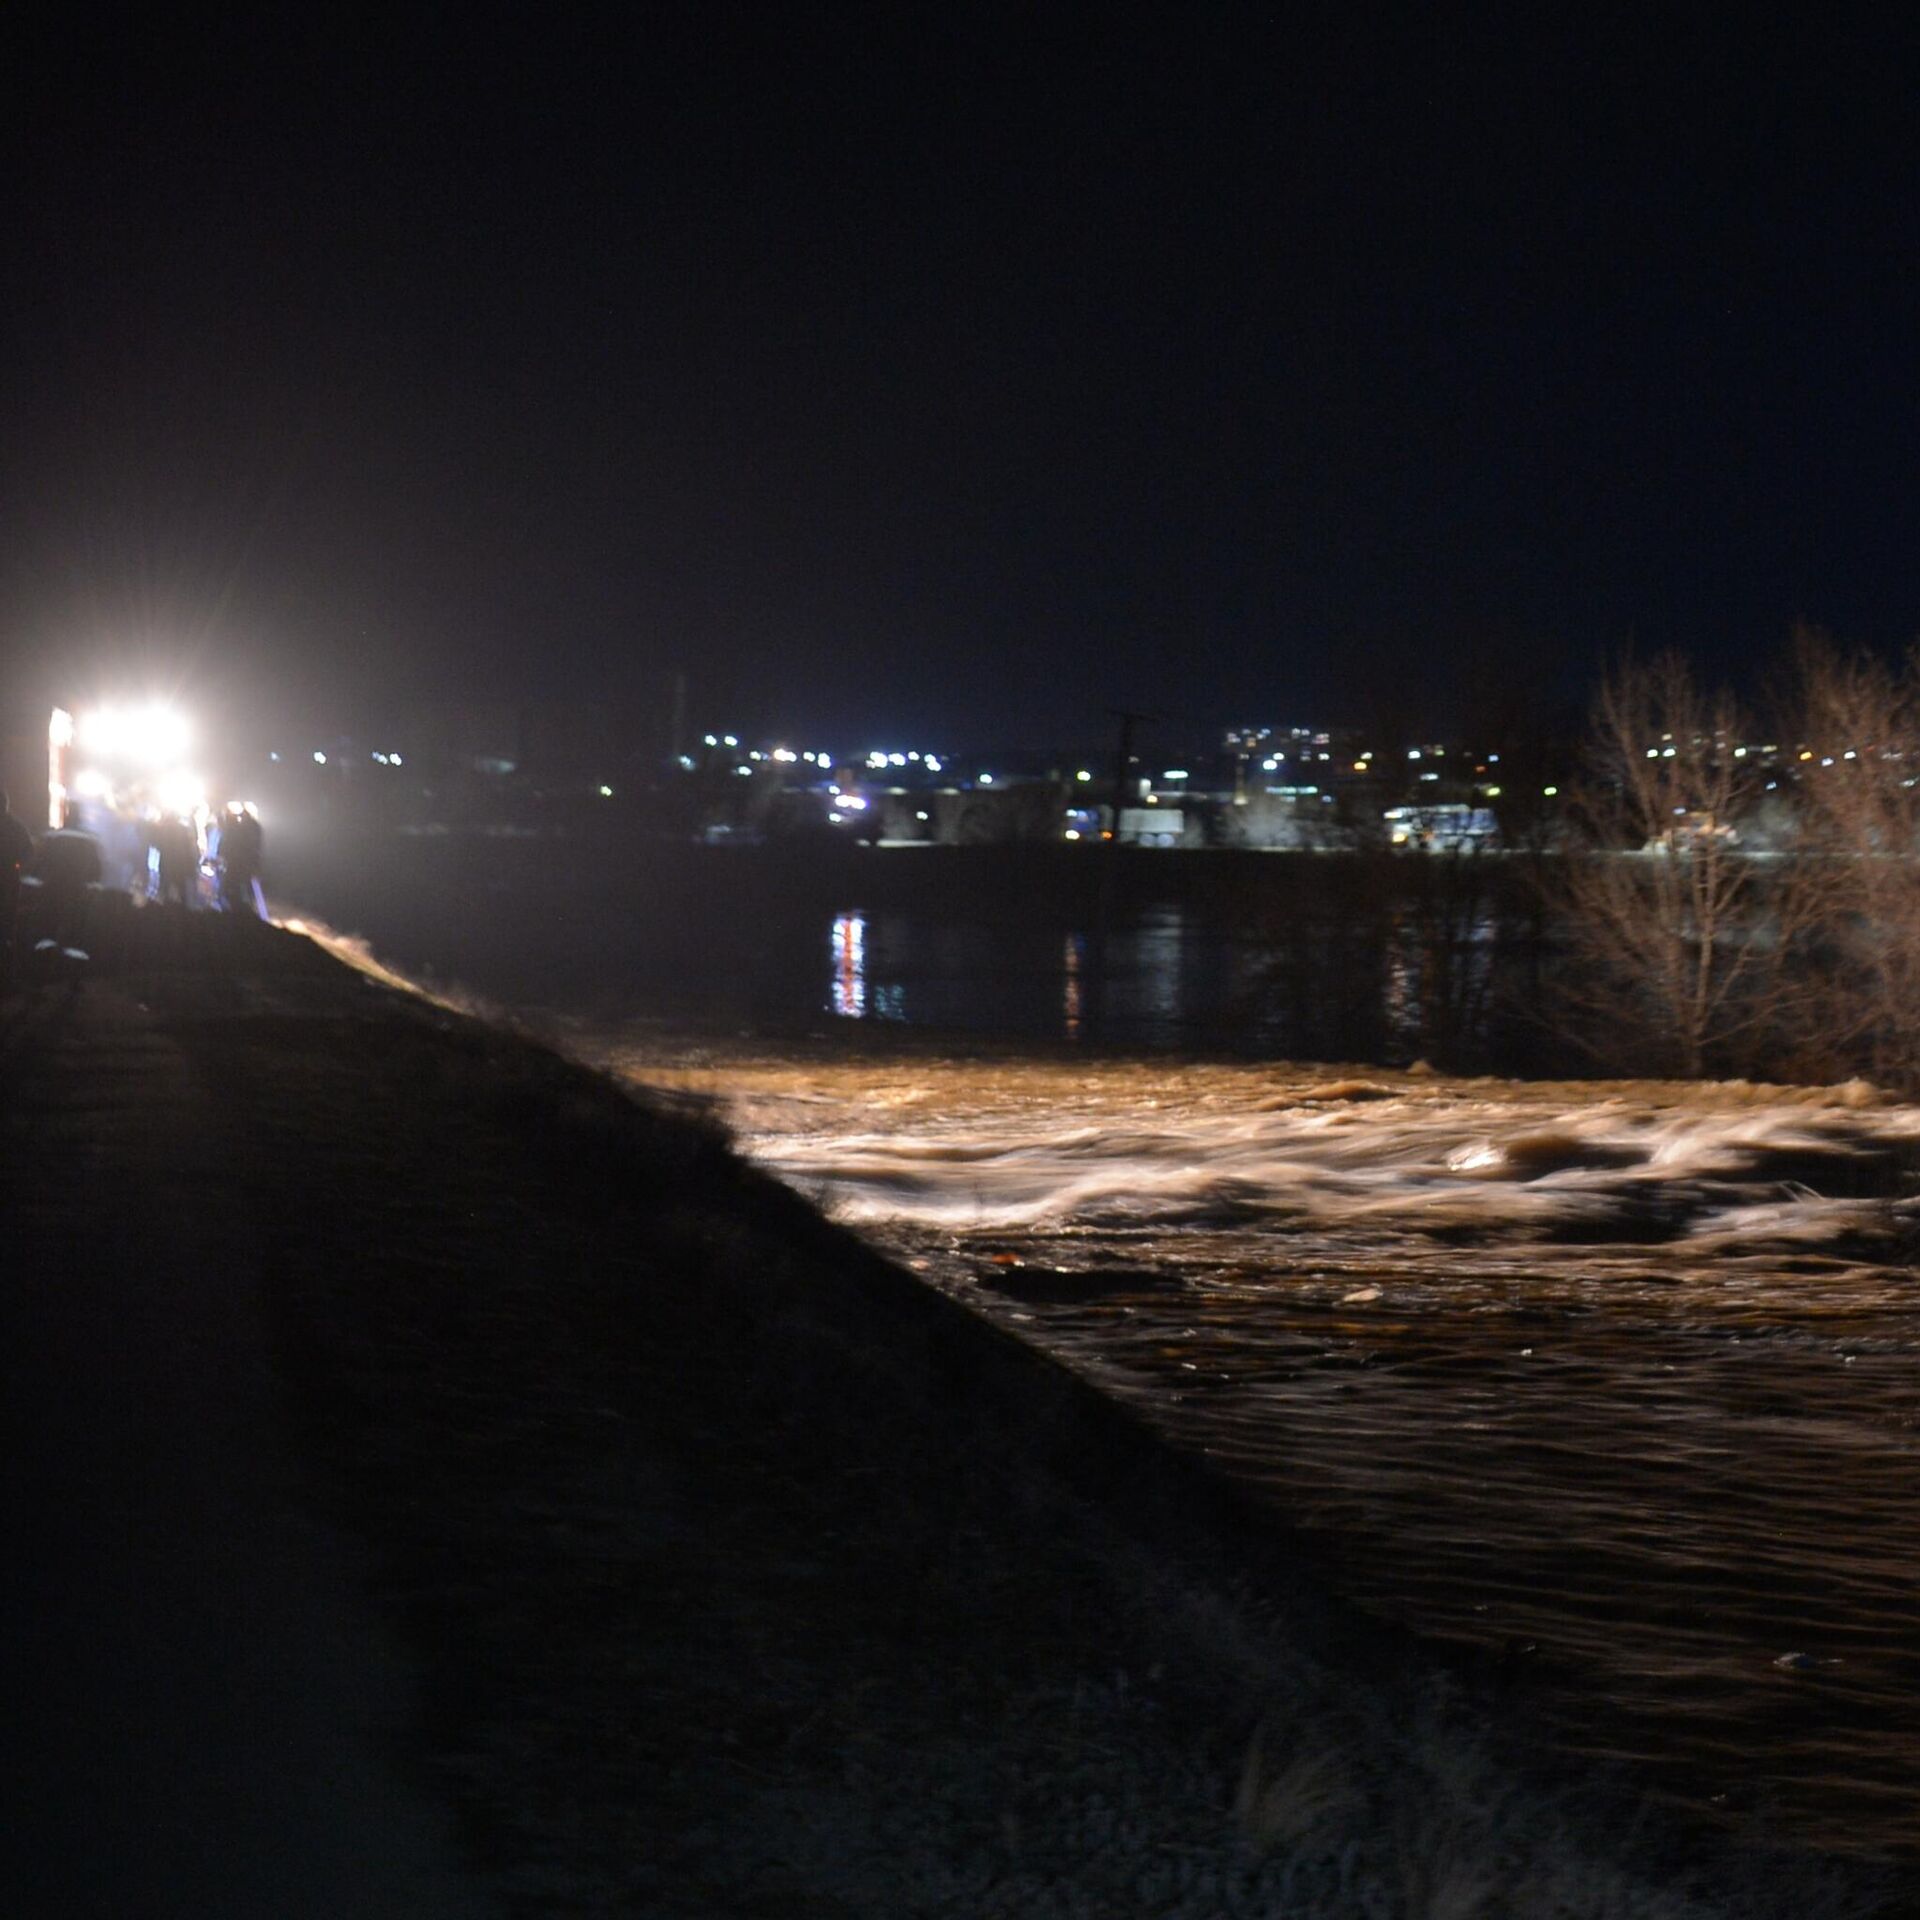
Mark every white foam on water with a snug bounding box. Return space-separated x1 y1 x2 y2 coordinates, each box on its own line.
723 1064 1920 1253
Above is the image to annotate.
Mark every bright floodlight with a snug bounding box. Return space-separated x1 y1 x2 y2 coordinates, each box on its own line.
78 702 192 767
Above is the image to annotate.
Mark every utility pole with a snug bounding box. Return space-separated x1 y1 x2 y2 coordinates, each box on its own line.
1107 707 1153 844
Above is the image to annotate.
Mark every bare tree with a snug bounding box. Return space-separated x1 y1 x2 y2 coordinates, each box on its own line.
1548 654 1787 1076
1779 633 1920 1085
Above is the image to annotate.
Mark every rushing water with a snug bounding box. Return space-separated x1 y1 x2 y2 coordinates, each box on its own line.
591 1035 1920 1861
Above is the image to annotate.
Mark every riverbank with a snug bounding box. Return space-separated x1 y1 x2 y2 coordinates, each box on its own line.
2 913 1907 1916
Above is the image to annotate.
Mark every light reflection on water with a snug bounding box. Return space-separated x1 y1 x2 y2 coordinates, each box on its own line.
810 905 1251 1048
827 912 911 1022
598 1039 1920 1863
829 912 866 1019
1062 932 1086 1041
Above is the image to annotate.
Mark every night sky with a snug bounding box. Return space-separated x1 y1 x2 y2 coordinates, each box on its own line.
4 12 1916 750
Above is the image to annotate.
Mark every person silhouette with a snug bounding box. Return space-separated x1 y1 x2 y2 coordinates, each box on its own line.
218 803 265 916
0 788 34 990
148 813 199 907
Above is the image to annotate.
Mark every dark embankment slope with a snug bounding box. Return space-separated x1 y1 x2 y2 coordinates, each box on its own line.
5 911 1910 1918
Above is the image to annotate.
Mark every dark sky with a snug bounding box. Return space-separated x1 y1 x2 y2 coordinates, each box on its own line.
3 11 1916 750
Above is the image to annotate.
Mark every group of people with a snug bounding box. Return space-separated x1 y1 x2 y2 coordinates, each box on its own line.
0 789 267 989
145 802 264 915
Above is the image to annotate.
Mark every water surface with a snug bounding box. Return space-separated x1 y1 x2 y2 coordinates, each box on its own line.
598 1037 1920 1861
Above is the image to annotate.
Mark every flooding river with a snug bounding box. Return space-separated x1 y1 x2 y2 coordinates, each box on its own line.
594 1036 1920 1862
